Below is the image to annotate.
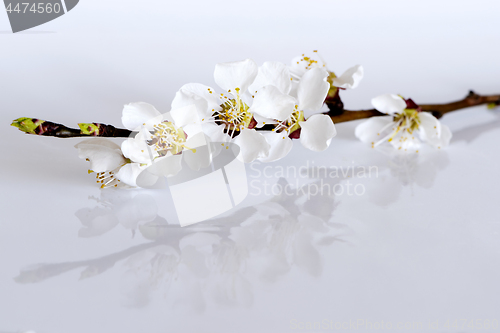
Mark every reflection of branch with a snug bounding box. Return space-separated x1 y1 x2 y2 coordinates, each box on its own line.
452 117 500 143
15 205 259 284
17 178 345 286
14 242 158 284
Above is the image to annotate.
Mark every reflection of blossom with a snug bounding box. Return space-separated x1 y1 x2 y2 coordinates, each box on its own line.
388 149 450 188
75 191 158 237
365 148 450 207
15 179 347 311
117 179 344 309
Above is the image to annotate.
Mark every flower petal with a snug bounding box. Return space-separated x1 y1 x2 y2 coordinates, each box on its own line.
214 59 258 93
75 139 126 173
233 128 270 163
200 123 228 143
249 85 296 121
147 154 183 177
248 61 292 95
299 114 336 152
122 102 162 131
354 116 394 144
259 131 293 162
331 65 364 89
252 113 276 128
115 163 145 187
170 104 200 128
371 94 406 115
121 129 153 164
433 124 452 149
389 130 421 151
171 83 221 121
289 54 326 79
297 68 329 112
418 112 452 148
418 111 440 135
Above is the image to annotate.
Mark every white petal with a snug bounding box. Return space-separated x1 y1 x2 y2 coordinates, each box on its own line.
331 65 364 89
418 112 452 148
233 129 270 163
214 59 258 94
75 139 126 172
182 123 204 142
121 129 153 164
433 124 452 149
418 112 441 136
122 102 162 131
249 85 296 121
200 123 228 142
170 104 200 128
390 130 421 151
289 54 326 79
147 154 183 177
75 138 121 150
259 131 293 162
252 113 276 128
183 142 211 171
297 68 329 112
354 116 394 144
289 78 300 99
171 83 220 121
248 61 292 95
371 94 406 115
299 114 336 152
115 163 145 187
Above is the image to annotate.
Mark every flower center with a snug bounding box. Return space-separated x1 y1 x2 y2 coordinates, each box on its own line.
148 121 187 156
215 88 253 131
297 51 326 70
275 106 304 134
393 109 421 134
95 170 121 188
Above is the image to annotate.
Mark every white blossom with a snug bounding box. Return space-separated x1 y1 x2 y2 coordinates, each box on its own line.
355 94 452 151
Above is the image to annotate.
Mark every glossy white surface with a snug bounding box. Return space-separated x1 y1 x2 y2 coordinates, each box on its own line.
1 1 500 332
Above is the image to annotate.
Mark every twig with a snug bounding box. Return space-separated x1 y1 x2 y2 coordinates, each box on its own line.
11 91 500 138
330 91 500 124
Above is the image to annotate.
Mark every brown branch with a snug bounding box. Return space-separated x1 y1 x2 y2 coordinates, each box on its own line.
331 91 500 124
11 117 133 138
11 91 500 139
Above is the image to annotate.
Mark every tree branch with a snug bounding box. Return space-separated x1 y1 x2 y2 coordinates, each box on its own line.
11 91 500 138
331 91 500 124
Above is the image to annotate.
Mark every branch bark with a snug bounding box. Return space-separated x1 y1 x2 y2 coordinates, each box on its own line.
11 91 500 138
330 91 500 124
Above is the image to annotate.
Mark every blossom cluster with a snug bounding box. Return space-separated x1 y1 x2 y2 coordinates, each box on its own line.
71 52 451 188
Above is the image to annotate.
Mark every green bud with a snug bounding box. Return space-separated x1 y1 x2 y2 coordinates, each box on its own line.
327 71 338 98
487 103 498 110
78 123 100 136
11 117 45 134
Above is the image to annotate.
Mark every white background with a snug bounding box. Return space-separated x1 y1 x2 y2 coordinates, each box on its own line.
1 1 500 332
